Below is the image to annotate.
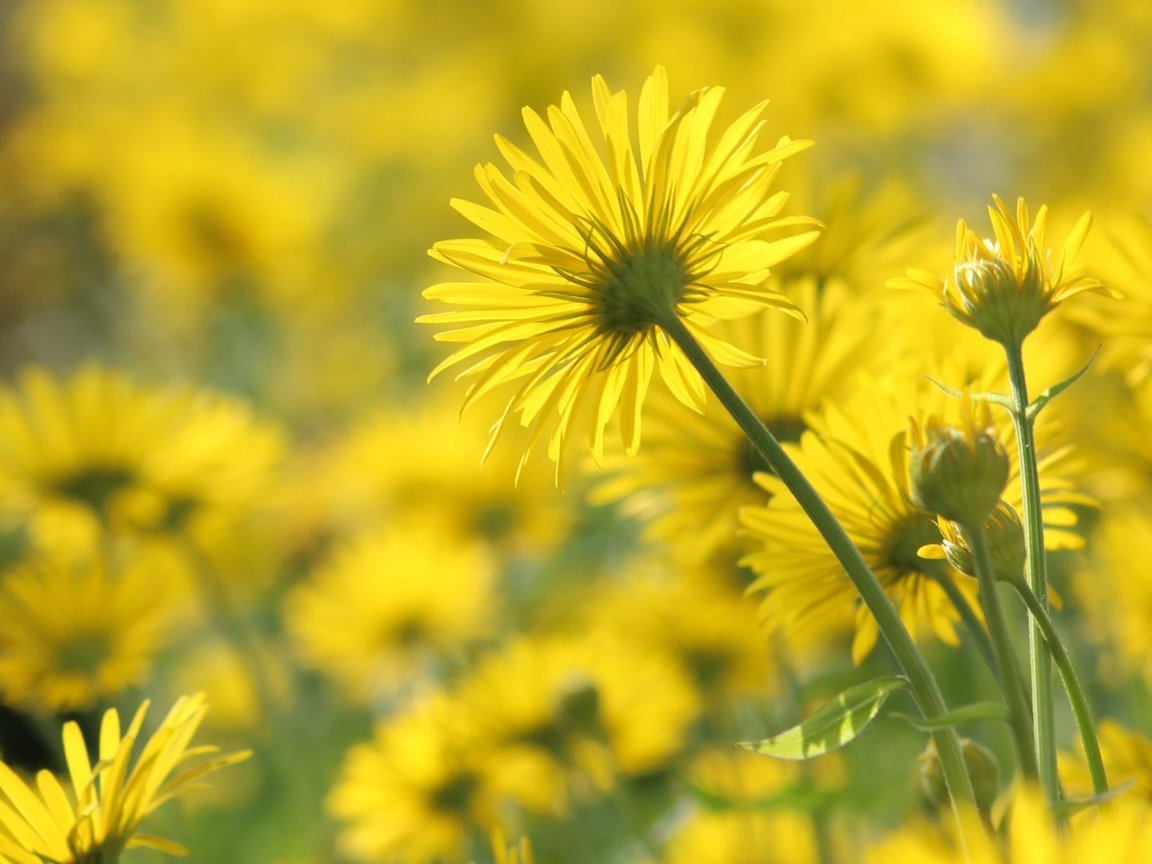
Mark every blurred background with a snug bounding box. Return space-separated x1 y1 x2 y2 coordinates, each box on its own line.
0 0 1150 862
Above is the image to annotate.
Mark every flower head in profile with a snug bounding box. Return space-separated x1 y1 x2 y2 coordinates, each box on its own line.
0 693 249 863
893 195 1114 347
420 66 818 480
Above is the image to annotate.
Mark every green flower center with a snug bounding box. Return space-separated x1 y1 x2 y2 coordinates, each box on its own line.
880 511 942 581
53 465 136 516
429 771 480 815
591 237 690 340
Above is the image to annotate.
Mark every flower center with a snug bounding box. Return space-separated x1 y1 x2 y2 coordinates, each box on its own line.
53 465 136 516
880 511 943 582
591 237 691 339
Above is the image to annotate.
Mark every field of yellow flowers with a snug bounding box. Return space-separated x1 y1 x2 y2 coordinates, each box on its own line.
2 1 1152 862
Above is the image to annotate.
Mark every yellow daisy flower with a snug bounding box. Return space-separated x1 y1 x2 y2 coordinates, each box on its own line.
741 360 1089 663
420 65 818 479
893 195 1113 347
0 365 282 549
589 278 883 567
0 552 184 712
452 631 700 809
865 785 1152 863
1060 720 1152 802
329 694 527 864
283 522 497 704
580 564 775 705
0 693 250 863
284 395 572 557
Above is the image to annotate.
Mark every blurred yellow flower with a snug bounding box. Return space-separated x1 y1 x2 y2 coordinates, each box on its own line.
420 65 818 480
283 523 497 704
0 365 283 549
581 565 774 705
329 694 526 864
865 784 1152 862
453 631 700 809
285 395 572 557
0 693 249 863
0 552 183 711
1060 720 1152 802
893 195 1112 347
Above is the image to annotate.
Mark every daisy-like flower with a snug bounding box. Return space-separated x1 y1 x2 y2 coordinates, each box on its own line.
589 279 883 567
452 631 700 809
1060 720 1152 802
328 694 534 864
741 361 1090 663
892 195 1114 348
865 785 1152 863
0 365 282 549
283 522 497 704
0 551 184 711
420 66 819 479
0 693 250 863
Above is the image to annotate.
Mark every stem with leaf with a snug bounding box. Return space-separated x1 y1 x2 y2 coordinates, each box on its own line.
1004 343 1058 803
658 313 978 819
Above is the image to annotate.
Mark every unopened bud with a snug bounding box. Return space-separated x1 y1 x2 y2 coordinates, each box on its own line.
919 737 999 815
909 402 1009 527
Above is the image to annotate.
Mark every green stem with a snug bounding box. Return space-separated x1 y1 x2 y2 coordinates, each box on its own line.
659 315 978 820
925 566 1000 682
1004 342 1059 804
958 523 1038 779
1010 579 1109 796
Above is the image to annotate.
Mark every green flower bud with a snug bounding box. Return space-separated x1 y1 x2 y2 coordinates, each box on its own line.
909 401 1009 527
940 501 1027 586
919 737 999 816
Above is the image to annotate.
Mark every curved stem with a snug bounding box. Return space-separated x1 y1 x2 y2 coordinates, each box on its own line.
958 523 1038 779
1010 579 1109 796
659 315 978 822
1004 343 1059 804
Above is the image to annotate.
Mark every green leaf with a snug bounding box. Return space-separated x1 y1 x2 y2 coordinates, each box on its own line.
923 376 1014 411
891 701 1010 731
736 676 908 760
1026 347 1100 423
1054 779 1134 819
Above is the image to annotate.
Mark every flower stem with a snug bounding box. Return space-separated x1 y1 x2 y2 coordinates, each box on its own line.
1009 579 1108 796
925 566 1000 682
957 522 1038 779
659 315 978 818
1004 342 1059 804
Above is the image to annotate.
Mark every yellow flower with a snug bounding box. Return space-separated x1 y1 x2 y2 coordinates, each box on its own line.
893 195 1113 347
0 693 250 864
1060 720 1152 803
420 66 818 480
0 552 184 711
0 365 282 550
283 522 497 703
741 360 1089 663
865 785 1152 863
329 694 523 864
452 631 700 808
589 279 882 567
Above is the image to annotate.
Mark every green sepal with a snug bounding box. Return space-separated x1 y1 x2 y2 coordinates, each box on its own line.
1025 347 1099 423
736 676 908 760
891 701 1010 731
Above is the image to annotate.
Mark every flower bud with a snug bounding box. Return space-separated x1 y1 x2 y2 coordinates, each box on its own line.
919 737 999 816
952 248 1048 347
940 501 1027 586
909 401 1009 527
